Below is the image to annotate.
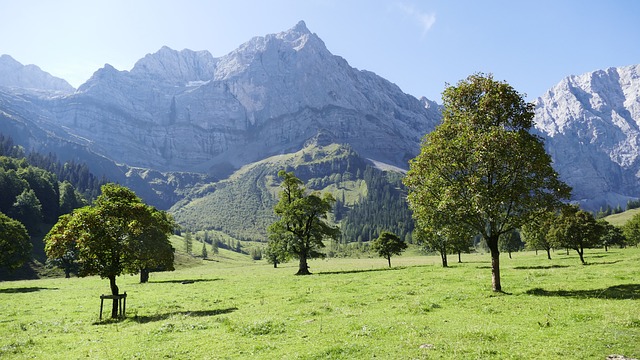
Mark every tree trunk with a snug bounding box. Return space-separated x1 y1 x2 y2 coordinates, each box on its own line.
387 256 391 268
604 244 608 252
508 251 512 259
273 261 278 268
140 268 149 283
546 248 552 260
109 275 119 319
487 236 501 292
578 245 585 264
457 251 462 263
296 253 311 275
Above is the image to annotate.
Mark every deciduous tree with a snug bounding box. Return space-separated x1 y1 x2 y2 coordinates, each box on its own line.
268 171 339 275
548 205 603 264
404 73 570 291
0 212 32 271
45 183 175 318
371 231 407 267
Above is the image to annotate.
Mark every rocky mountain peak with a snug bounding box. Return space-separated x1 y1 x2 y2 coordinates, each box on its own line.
534 64 640 208
0 54 74 94
129 46 217 84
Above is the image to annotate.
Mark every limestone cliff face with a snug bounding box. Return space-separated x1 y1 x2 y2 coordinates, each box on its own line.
533 64 640 208
44 21 439 174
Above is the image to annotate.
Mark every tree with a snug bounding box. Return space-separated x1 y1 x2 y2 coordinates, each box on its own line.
201 241 208 259
268 170 340 275
548 205 603 264
404 74 571 292
45 183 175 318
371 231 408 267
499 229 522 259
10 189 42 232
265 234 289 268
622 213 640 247
597 219 626 251
521 211 555 259
184 232 193 255
0 212 32 271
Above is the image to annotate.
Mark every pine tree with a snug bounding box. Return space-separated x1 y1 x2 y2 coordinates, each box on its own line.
201 241 208 259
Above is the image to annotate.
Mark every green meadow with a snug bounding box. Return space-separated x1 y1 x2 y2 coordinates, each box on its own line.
1 247 639 359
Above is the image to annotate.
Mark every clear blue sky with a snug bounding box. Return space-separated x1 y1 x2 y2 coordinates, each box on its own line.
1 0 638 102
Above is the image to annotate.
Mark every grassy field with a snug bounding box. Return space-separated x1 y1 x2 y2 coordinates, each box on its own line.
1 247 639 359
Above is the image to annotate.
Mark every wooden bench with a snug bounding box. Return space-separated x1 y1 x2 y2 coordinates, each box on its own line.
99 292 127 320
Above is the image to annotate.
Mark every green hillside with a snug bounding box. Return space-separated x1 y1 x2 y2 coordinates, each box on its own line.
170 141 414 244
603 207 640 227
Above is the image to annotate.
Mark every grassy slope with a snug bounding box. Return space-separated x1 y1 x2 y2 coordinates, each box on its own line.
1 248 639 359
604 208 640 227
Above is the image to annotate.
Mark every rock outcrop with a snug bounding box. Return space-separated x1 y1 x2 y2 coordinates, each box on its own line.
533 64 640 208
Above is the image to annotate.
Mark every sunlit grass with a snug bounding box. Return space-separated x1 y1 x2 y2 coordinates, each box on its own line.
1 248 639 359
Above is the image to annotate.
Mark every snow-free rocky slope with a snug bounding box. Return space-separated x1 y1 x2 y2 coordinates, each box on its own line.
534 64 640 209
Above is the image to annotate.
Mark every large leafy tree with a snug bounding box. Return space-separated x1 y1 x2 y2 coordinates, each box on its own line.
548 205 603 264
268 171 339 275
404 74 570 292
0 212 32 271
45 183 175 317
370 231 407 267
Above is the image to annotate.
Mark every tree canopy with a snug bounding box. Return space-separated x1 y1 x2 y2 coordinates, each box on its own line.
370 231 407 267
45 183 175 317
548 205 603 264
267 170 339 275
0 212 32 271
403 73 571 291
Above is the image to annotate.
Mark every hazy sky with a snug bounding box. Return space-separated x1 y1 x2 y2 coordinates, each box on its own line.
1 0 638 102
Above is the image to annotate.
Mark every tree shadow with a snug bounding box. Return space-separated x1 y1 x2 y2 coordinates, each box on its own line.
317 267 405 275
0 287 58 294
525 284 640 300
513 265 570 270
148 278 221 284
584 260 623 266
130 307 238 323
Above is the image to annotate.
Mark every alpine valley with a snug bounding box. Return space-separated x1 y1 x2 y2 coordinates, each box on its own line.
1 21 639 243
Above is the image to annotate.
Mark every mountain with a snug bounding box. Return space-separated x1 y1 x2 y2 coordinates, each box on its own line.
533 64 640 209
0 55 74 94
47 20 440 175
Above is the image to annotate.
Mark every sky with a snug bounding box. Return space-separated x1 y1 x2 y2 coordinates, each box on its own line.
0 0 639 102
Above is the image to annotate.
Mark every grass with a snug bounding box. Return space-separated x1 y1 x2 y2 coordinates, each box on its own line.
1 248 639 359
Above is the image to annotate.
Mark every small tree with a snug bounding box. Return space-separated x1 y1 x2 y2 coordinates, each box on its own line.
499 229 522 259
211 239 219 255
622 213 640 247
548 205 603 264
521 211 555 259
201 241 208 259
268 170 339 275
598 220 626 251
265 234 289 268
0 212 32 271
371 231 407 267
184 232 193 255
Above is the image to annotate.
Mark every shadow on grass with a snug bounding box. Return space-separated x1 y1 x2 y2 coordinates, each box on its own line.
149 278 221 284
584 260 623 266
94 307 238 325
0 287 58 294
526 283 640 300
317 267 405 275
513 265 570 270
131 307 238 323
